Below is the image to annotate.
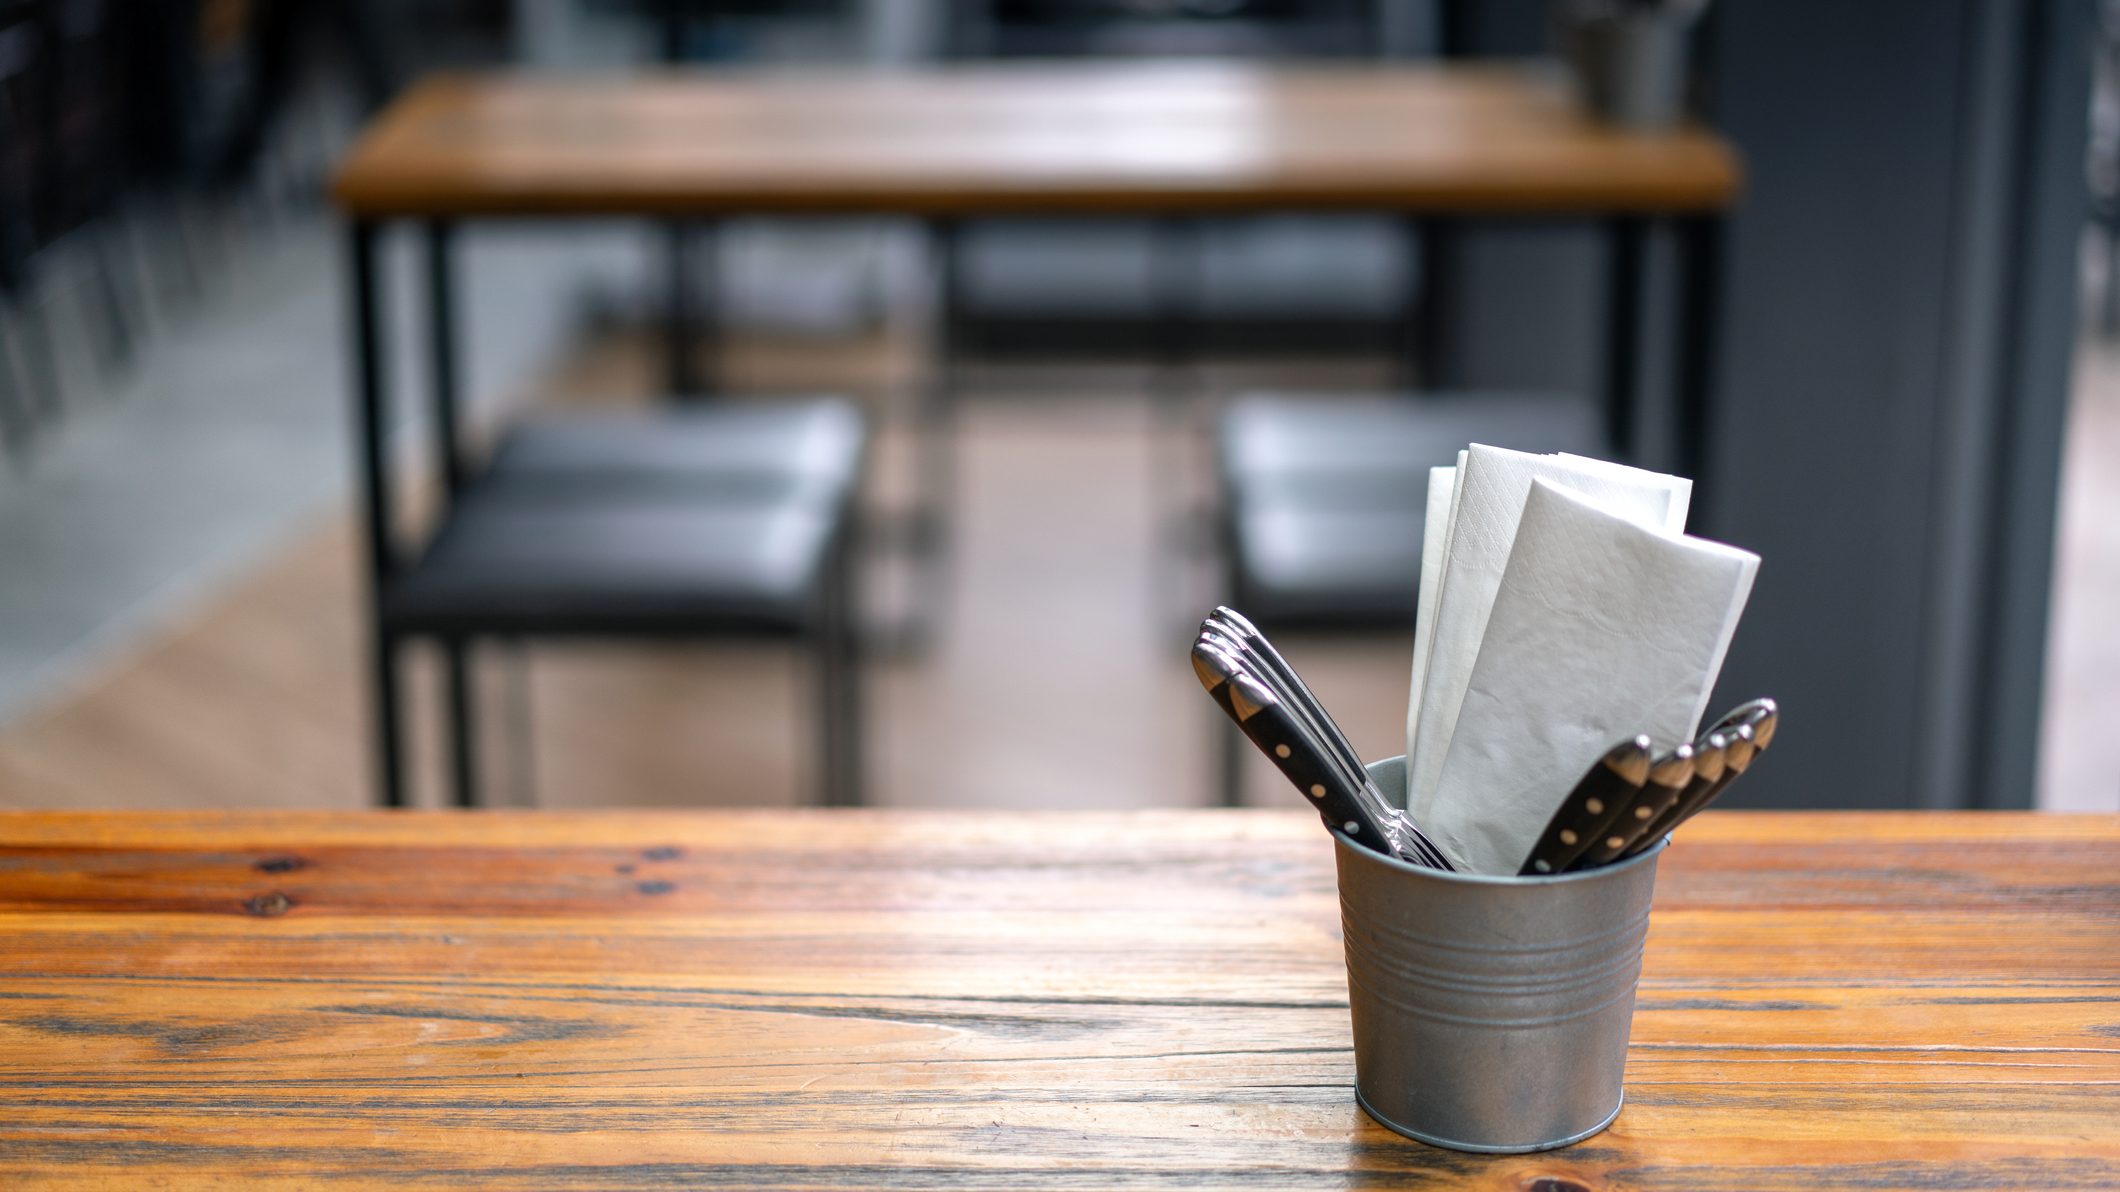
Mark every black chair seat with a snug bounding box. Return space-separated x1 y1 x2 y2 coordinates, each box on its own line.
1218 392 1607 627
383 489 840 638
1221 391 1604 489
482 397 866 504
1229 503 1423 626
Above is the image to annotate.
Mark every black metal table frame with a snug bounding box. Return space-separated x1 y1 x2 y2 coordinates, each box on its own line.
344 209 1723 809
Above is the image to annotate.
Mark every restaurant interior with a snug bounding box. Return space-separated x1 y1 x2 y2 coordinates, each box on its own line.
0 0 2107 816
0 1 2114 1186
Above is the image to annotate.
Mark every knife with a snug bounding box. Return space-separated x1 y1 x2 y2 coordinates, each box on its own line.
1204 609 1368 785
1194 637 1454 870
1517 736 1653 876
1667 702 1775 831
1647 722 1755 838
1203 611 1457 871
1621 730 1728 856
1190 637 1245 718
1570 743 1694 870
1220 669 1408 860
1197 628 1367 804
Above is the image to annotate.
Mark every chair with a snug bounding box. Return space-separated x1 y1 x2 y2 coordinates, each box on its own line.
378 397 869 809
1217 391 1607 627
1211 390 1605 803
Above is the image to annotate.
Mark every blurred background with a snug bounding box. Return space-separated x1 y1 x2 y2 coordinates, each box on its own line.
0 0 2106 813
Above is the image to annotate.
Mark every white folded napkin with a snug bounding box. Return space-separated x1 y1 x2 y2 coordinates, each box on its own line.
1416 479 1759 874
1404 445 1692 815
1403 462 1458 786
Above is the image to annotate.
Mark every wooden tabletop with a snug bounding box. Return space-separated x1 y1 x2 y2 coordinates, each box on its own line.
330 64 1741 219
0 809 2111 1189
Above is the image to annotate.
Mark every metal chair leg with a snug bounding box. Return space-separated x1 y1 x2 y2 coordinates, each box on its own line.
374 631 407 808
816 525 863 808
445 638 480 809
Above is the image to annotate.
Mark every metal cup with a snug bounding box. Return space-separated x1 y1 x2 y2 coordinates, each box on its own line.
1335 755 1664 1153
1559 8 1693 132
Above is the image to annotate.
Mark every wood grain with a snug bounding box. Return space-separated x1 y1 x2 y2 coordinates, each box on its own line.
0 810 2112 1188
331 64 1741 218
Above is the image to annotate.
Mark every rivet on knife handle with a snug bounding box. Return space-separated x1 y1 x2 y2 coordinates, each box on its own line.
1620 731 1727 856
1224 672 1401 857
1571 743 1694 870
1518 736 1652 876
1667 704 1774 832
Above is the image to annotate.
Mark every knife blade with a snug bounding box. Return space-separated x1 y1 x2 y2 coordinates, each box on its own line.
1570 743 1694 870
1517 736 1653 876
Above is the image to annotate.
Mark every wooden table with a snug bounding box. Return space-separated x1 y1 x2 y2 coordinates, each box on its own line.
331 66 1738 217
0 810 2110 1188
329 64 1742 810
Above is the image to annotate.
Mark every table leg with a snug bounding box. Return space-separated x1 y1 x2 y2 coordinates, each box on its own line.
425 221 479 808
348 220 405 808
1673 215 1726 530
1153 216 1197 417
425 222 465 494
817 520 863 808
1602 217 1648 459
896 217 960 654
666 221 718 398
445 639 479 809
1409 218 1457 390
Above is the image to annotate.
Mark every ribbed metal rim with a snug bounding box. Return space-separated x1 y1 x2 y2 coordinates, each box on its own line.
1355 1088 1625 1154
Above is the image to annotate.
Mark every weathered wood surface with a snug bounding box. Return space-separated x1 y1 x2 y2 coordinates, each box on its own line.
0 810 2113 1189
331 64 1740 219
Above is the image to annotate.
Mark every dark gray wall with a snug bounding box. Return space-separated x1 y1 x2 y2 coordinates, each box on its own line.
1446 0 2090 809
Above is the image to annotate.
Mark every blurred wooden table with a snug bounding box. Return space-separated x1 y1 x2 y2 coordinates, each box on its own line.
0 809 2111 1188
331 65 1739 217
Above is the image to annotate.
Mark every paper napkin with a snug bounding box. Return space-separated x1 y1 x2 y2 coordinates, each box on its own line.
1403 462 1457 791
1417 479 1759 874
1404 446 1692 814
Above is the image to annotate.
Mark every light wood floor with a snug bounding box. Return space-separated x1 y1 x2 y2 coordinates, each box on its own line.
0 334 1414 811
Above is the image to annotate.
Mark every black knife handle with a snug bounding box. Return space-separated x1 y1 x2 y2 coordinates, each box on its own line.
1223 673 1399 857
1208 608 1366 778
1666 729 1763 834
1636 721 1755 839
1572 778 1681 869
1518 737 1652 876
1575 745 1695 869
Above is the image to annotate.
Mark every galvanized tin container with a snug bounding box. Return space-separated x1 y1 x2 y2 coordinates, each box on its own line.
1335 755 1664 1153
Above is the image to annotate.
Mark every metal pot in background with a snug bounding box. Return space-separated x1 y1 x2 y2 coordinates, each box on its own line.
1557 0 1709 131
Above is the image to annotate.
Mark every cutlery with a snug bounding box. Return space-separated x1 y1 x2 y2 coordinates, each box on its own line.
1199 611 1456 870
1645 722 1754 839
1571 743 1693 869
1206 608 1362 767
1517 736 1653 875
1667 702 1775 831
1212 662 1407 859
1621 730 1728 855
